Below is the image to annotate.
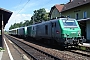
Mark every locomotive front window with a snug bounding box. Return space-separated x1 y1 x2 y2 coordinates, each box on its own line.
62 20 77 27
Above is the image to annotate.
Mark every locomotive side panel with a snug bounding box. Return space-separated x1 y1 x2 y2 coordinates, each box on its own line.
18 27 25 36
27 26 32 37
50 20 62 43
36 21 52 39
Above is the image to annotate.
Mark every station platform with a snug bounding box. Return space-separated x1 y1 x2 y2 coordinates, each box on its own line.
79 43 90 48
0 36 30 60
83 43 90 47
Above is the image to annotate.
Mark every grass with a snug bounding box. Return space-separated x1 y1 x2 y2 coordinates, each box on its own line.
79 46 86 50
0 48 5 52
77 46 90 52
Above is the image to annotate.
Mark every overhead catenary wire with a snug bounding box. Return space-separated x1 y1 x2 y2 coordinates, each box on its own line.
14 0 30 24
14 0 22 23
13 0 53 24
17 0 30 14
14 0 22 12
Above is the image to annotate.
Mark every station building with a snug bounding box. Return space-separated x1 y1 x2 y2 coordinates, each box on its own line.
50 0 90 42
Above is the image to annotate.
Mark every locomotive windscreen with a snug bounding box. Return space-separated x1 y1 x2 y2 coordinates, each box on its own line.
62 19 78 27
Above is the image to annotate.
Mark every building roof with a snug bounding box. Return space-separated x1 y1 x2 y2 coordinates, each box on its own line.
54 4 64 12
0 8 12 29
50 4 64 15
77 18 90 21
62 0 90 12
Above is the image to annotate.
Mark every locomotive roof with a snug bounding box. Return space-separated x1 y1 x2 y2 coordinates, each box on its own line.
10 18 76 30
9 28 17 31
30 18 76 26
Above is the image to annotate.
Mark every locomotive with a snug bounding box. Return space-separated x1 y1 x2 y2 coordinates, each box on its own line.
9 18 86 47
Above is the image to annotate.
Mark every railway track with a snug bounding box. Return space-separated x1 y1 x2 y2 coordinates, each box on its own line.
5 34 60 60
69 49 90 57
5 34 90 60
64 48 90 60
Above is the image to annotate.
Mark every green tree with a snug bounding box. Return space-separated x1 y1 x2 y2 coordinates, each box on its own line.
19 22 23 27
31 8 50 24
9 20 31 30
9 24 14 30
23 20 30 26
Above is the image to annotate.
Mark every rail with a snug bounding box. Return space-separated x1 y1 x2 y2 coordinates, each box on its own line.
5 34 61 60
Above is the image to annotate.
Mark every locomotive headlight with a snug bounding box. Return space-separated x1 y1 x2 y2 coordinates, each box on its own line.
78 31 81 36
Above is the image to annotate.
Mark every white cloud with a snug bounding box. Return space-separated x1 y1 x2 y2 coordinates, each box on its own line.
45 9 50 12
4 12 32 31
4 1 37 31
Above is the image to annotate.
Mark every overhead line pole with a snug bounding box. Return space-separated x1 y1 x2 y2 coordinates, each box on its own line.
1 12 4 48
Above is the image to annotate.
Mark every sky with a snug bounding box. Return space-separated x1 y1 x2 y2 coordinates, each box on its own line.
0 0 69 31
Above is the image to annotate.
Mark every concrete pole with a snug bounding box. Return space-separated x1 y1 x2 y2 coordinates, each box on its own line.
1 13 4 48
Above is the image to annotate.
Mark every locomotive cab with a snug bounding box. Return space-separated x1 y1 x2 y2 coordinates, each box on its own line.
59 18 86 46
